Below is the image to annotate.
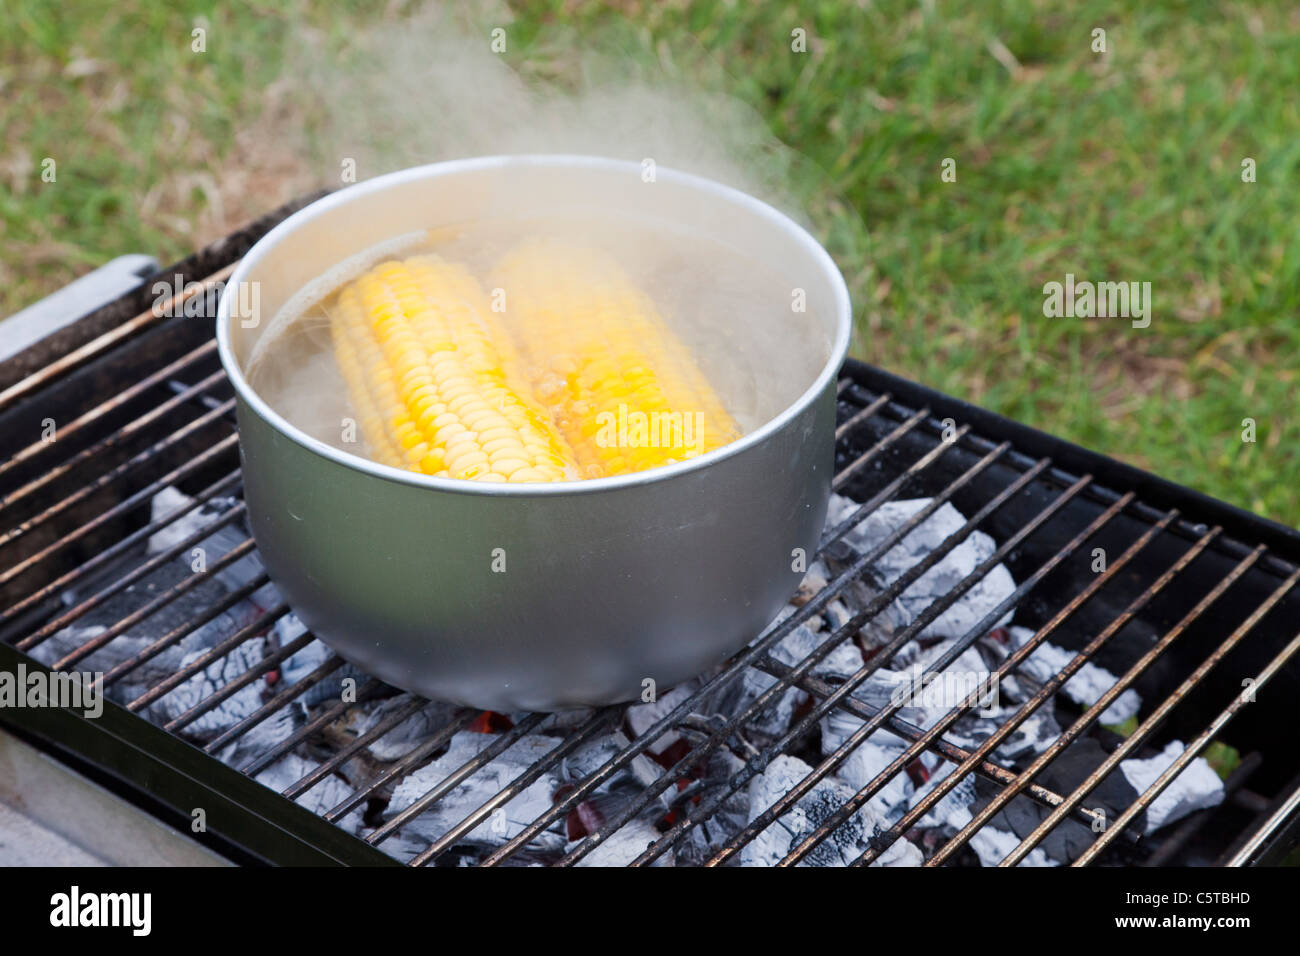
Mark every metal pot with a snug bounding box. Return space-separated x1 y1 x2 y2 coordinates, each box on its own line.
216 155 851 711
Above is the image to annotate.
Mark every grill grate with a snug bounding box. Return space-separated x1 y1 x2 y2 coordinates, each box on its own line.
4 213 1300 866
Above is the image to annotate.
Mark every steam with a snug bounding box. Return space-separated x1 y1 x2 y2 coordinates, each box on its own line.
245 3 846 466
288 2 806 220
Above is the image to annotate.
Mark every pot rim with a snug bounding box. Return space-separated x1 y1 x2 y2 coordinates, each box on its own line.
215 153 852 497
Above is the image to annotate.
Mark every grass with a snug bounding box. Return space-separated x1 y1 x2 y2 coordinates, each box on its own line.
2 0 1298 524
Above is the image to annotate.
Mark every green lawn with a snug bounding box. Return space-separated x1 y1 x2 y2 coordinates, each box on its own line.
2 0 1297 523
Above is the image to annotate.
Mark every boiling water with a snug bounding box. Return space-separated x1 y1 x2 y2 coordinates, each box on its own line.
245 214 832 470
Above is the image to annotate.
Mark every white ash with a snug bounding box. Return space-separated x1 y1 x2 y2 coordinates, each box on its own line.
929 638 995 689
1005 626 1141 725
820 709 912 824
728 610 806 739
214 707 301 768
899 632 1065 761
384 731 566 857
772 622 867 682
969 825 1060 868
144 487 223 554
742 755 922 867
561 730 669 804
253 751 366 833
28 624 182 704
538 707 600 735
1119 740 1224 833
909 760 977 831
561 733 626 783
33 574 255 690
822 597 857 635
830 633 1037 758
156 637 271 738
146 488 281 608
277 618 369 708
146 487 281 612
735 670 805 739
273 610 311 649
894 636 994 729
833 665 921 713
347 694 462 762
55 481 1211 866
610 730 673 796
934 644 1064 761
791 567 829 607
811 556 913 657
671 746 752 866
944 704 1062 764
827 494 1015 643
33 486 302 728
571 818 674 867
625 681 698 753
728 622 866 740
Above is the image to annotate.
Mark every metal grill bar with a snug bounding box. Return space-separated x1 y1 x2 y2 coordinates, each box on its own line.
4 252 1300 867
368 712 549 846
533 459 1078 865
819 426 978 553
242 675 387 776
999 561 1300 866
732 474 1103 867
707 494 1152 868
124 604 290 711
279 695 427 795
54 539 256 671
480 451 1057 865
323 711 478 823
1145 751 1262 866
0 469 242 631
0 431 238 590
620 475 1111 867
15 496 246 654
0 339 218 485
0 369 228 512
747 658 1131 836
833 391 891 442
0 264 233 415
1226 779 1300 866
200 655 346 752
0 397 234 553
179 636 332 739
938 545 1269 866
100 571 270 688
833 406 930 491
1076 628 1300 864
851 512 1209 866
410 709 621 866
840 382 1300 583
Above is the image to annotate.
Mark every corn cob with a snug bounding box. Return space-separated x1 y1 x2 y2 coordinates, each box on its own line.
329 255 579 482
496 240 740 478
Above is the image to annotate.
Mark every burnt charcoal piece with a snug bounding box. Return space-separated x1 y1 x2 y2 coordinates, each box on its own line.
977 738 1143 864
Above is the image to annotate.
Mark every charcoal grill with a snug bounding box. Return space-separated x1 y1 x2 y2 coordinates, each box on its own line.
3 198 1300 867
